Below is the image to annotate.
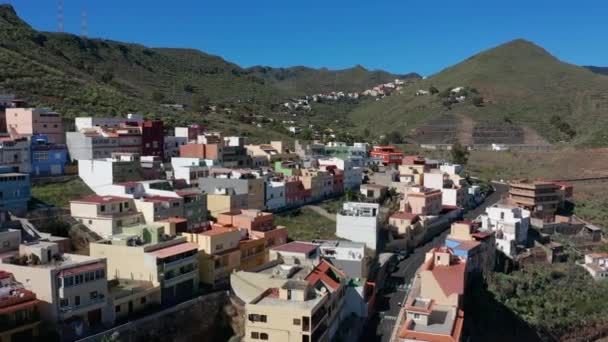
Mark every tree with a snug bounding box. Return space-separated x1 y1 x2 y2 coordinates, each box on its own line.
151 91 165 103
472 96 484 107
183 84 195 93
300 128 313 141
451 142 469 165
100 72 114 83
429 86 439 95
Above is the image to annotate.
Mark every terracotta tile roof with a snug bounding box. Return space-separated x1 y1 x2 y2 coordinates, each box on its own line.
142 195 180 202
71 195 129 204
0 270 12 280
271 241 317 255
58 262 105 277
305 260 344 291
201 227 236 236
431 261 466 298
471 231 494 240
148 242 197 259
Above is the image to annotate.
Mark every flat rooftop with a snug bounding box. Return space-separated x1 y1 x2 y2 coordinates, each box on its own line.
405 304 457 335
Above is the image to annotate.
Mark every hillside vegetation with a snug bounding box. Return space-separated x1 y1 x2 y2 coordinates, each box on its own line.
350 39 608 146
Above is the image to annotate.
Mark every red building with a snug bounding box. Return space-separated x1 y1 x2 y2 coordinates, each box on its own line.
370 145 404 166
285 177 311 207
0 271 40 342
140 120 164 157
324 165 344 195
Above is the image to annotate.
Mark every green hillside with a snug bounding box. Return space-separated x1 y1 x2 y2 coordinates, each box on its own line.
350 39 608 146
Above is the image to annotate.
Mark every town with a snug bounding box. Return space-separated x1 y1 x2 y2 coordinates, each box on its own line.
0 95 604 342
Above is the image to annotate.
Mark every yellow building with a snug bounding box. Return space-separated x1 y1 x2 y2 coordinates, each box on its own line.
108 279 161 323
239 238 267 271
181 226 242 285
301 169 333 200
89 225 199 305
388 212 420 238
207 188 248 218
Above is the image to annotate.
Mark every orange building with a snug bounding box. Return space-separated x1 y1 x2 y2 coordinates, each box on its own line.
217 209 288 248
179 143 222 161
370 145 404 166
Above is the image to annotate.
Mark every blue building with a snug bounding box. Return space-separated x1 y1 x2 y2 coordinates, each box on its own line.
444 221 496 277
0 166 30 215
31 134 68 176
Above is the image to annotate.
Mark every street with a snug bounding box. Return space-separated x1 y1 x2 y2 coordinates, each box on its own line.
360 182 509 342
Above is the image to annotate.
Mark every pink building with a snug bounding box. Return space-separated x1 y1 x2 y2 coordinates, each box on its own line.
5 108 64 144
404 187 443 215
216 209 288 248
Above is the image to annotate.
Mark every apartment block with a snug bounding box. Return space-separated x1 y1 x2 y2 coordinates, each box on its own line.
301 169 333 201
317 157 362 190
445 222 496 277
78 153 143 190
89 225 198 305
266 179 286 211
0 137 30 174
480 203 531 258
0 241 110 339
207 188 248 218
181 226 241 285
30 134 68 176
198 169 266 210
217 209 288 249
403 187 443 216
5 108 64 144
508 180 563 218
370 145 404 166
140 120 164 157
0 167 30 216
70 195 144 238
0 271 41 342
336 202 379 250
314 240 367 278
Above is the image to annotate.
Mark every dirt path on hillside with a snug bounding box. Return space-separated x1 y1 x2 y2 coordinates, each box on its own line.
454 113 475 145
303 205 336 221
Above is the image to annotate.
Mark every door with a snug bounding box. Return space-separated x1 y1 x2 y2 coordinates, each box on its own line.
87 308 102 326
128 301 134 314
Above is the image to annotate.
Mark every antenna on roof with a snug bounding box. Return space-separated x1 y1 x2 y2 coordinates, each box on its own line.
81 9 88 38
57 0 64 32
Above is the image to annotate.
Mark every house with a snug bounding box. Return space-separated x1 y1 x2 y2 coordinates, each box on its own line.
163 135 188 160
480 203 531 258
388 212 420 237
30 134 68 176
230 258 346 342
179 143 223 164
336 202 379 250
66 126 142 161
0 167 30 215
445 222 496 277
89 225 199 305
0 136 30 174
360 183 388 201
397 247 466 342
5 108 65 144
78 153 143 190
580 253 608 280
181 226 242 286
206 188 248 217
245 141 298 164
403 187 442 216
398 156 428 185
140 120 164 158
216 209 288 249
317 158 362 190
174 125 201 142
0 270 41 342
198 168 266 210
301 169 334 201
107 278 161 324
266 179 286 211
70 195 144 238
0 241 110 339
370 146 404 166
269 241 320 267
284 177 311 207
274 160 301 177
314 240 366 278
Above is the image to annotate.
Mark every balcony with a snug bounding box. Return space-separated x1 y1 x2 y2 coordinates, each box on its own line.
162 255 197 271
58 296 106 315
163 268 197 287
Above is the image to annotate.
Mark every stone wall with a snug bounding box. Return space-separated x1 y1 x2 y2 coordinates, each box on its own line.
80 291 238 342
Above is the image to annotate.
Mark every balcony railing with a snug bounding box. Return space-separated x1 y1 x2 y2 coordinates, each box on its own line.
163 269 197 286
162 256 197 270
58 296 106 314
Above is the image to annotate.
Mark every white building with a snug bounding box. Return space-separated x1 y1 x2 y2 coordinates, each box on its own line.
265 180 286 211
423 171 445 190
0 137 31 173
439 164 464 176
287 126 301 134
318 157 363 190
78 154 142 191
75 117 126 132
336 202 379 250
314 240 366 278
580 253 608 280
480 203 530 258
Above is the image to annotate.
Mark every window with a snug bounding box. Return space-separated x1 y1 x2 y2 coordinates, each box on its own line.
293 318 301 325
100 205 106 212
248 314 268 323
260 333 268 340
90 291 98 299
413 313 420 319
74 295 80 306
251 332 259 339
115 305 121 313
60 298 69 307
88 220 93 225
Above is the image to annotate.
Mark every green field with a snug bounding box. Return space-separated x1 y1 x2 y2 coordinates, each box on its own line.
31 178 94 208
274 208 337 241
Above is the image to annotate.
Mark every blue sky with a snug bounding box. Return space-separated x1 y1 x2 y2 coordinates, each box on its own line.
7 0 607 75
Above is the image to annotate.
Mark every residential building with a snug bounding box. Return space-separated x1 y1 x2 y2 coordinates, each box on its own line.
171 159 210 187
5 108 64 144
0 167 30 215
89 225 199 305
0 241 110 339
133 196 184 230
230 258 346 342
336 202 379 250
301 169 333 201
266 179 286 211
174 125 201 142
30 134 67 176
181 226 241 285
388 212 420 237
369 145 404 166
0 137 30 173
207 188 248 218
360 183 388 202
222 136 251 168
177 190 208 232
508 180 563 218
480 203 531 258
397 247 466 342
108 278 161 323
238 237 267 271
322 142 370 167
78 153 143 190
317 158 362 190
269 242 320 267
445 222 496 277
245 141 298 164
284 177 310 208
216 210 288 249
580 253 608 280
314 240 366 278
398 158 427 185
140 120 164 157
403 187 443 216
70 195 144 238
74 117 130 132
164 135 187 160
140 156 164 180
66 126 142 161
0 271 41 342
198 169 266 210
274 161 301 177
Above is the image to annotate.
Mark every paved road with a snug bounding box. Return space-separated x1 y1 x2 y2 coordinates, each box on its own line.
360 181 509 342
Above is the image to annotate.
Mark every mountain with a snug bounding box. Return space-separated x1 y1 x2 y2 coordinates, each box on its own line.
585 66 608 76
0 4 407 139
349 39 608 146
